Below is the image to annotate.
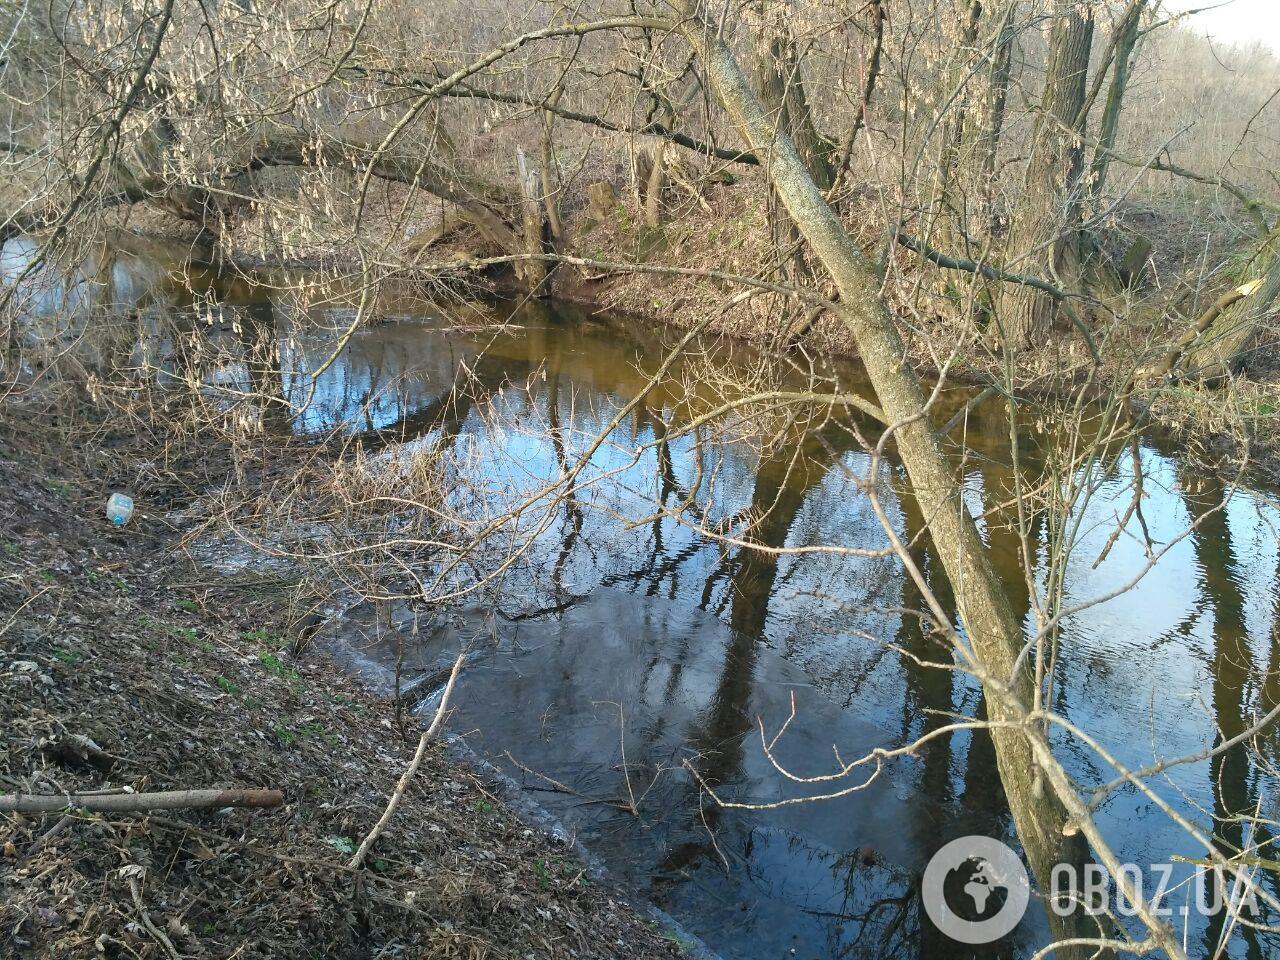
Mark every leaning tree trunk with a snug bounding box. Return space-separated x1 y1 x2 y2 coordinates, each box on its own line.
1182 227 1280 380
996 0 1095 347
681 3 1074 925
677 11 1180 956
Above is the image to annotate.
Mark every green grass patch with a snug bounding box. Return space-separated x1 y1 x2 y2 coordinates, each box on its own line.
297 721 339 746
242 627 286 648
258 651 301 681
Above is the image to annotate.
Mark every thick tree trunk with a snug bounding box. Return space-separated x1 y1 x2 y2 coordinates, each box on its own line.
979 3 1018 226
540 88 565 242
246 134 524 258
752 10 833 191
636 140 667 228
515 147 551 293
996 1 1095 346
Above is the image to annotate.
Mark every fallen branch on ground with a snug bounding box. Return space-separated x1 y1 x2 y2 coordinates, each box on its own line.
0 788 284 813
349 653 466 869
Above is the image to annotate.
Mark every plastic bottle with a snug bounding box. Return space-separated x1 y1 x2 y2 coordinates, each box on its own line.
105 492 135 526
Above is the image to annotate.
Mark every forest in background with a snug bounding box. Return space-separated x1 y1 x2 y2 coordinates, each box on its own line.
2 0 1277 386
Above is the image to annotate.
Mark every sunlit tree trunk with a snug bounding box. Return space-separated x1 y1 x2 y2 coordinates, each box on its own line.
679 5 1075 911
515 147 551 293
996 0 1095 346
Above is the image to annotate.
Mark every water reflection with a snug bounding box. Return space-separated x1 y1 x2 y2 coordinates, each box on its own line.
301 306 1280 959
8 244 1280 958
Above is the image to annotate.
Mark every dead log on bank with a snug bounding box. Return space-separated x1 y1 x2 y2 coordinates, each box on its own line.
0 788 284 814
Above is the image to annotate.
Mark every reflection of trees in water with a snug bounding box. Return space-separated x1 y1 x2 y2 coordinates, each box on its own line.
649 427 938 956
2 235 188 374
129 282 1280 954
1180 469 1273 960
647 440 822 827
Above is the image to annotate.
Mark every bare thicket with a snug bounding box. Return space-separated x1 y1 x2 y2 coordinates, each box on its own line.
4 0 1280 956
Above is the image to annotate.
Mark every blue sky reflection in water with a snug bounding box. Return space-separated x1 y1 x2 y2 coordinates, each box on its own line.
209 292 1279 960
9 241 1275 959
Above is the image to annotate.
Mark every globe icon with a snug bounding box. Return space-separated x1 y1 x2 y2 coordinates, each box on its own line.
944 856 1010 922
922 836 1031 944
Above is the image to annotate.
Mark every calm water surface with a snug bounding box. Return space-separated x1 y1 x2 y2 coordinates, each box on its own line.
7 240 1280 958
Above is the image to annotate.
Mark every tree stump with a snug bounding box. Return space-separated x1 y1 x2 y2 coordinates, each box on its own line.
587 181 619 223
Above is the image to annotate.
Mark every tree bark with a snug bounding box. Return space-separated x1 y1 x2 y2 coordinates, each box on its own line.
751 6 833 191
752 3 833 339
516 147 551 293
636 140 667 228
679 7 1073 905
1088 0 1146 199
935 0 986 214
979 3 1018 226
0 788 283 813
540 86 565 242
996 0 1095 346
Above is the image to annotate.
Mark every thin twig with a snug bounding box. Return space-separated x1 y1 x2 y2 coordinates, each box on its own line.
348 653 465 869
127 871 182 960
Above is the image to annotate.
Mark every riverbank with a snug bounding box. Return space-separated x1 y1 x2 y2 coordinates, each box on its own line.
0 414 686 959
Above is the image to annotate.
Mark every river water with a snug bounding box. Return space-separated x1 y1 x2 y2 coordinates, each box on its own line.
7 242 1280 958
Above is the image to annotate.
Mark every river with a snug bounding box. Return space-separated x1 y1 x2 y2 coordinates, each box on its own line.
6 240 1280 958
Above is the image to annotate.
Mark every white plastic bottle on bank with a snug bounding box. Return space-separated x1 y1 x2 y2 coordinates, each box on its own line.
105 493 134 526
